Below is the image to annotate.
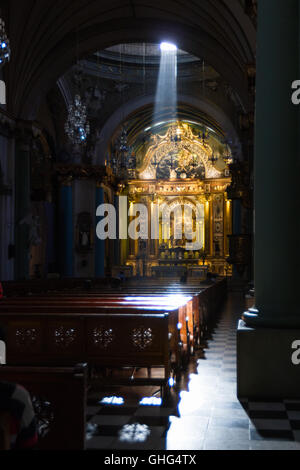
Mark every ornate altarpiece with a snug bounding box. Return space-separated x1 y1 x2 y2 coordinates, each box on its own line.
117 123 232 277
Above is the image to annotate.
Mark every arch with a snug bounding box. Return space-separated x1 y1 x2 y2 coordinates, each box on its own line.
6 1 255 119
95 94 242 165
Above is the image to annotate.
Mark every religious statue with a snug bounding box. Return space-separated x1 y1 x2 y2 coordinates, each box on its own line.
76 212 93 252
19 212 42 248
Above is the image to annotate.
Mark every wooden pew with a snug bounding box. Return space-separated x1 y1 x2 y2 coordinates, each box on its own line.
0 295 193 348
0 278 227 354
0 363 87 450
0 280 227 381
0 297 189 369
0 309 173 397
1 277 227 345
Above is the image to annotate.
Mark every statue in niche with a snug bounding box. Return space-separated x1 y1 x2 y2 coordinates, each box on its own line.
76 212 93 253
19 212 42 248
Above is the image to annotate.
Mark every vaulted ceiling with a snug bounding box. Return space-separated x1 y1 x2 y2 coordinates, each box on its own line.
2 0 256 120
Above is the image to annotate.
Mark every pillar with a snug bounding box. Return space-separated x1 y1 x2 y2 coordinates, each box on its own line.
15 139 31 280
59 177 73 278
95 184 105 278
237 0 300 399
232 200 242 236
244 0 300 328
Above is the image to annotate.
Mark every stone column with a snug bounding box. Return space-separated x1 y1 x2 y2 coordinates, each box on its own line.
59 176 73 278
95 183 105 278
238 0 300 399
243 0 300 328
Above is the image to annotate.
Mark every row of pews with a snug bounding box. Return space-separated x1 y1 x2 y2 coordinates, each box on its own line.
0 278 227 449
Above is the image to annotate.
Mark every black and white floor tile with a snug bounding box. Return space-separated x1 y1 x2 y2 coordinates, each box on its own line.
85 294 300 451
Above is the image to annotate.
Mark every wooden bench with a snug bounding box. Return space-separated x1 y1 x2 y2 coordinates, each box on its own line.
0 295 194 350
0 363 87 450
0 280 227 393
0 307 173 397
1 278 227 350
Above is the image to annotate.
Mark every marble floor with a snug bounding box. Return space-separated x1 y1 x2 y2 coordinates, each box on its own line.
86 293 300 451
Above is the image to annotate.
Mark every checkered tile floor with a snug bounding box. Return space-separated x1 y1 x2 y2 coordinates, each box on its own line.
86 294 300 450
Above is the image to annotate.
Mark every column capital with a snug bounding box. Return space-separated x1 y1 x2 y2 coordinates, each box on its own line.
58 175 73 187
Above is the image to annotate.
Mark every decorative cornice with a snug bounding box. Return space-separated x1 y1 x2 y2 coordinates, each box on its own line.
55 164 116 187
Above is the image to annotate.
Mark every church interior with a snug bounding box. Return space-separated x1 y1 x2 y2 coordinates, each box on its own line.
0 0 300 452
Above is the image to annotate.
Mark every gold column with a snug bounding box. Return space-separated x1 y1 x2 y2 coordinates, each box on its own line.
224 197 232 257
204 196 212 255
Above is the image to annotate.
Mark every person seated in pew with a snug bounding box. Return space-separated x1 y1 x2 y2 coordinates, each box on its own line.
0 382 38 450
0 327 38 450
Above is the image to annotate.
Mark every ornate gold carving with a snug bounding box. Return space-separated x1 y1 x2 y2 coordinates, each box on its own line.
139 122 221 180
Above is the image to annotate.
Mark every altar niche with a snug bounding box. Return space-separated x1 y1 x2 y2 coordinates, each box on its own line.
122 180 232 278
107 121 233 278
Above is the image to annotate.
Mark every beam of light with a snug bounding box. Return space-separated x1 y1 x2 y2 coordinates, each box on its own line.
160 42 177 52
153 42 178 125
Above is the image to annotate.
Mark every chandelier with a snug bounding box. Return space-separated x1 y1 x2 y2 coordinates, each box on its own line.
110 126 136 178
0 18 11 67
64 94 90 145
222 141 234 165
